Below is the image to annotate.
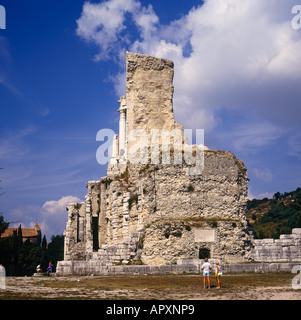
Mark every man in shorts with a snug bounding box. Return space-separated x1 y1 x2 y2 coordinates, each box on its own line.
201 258 212 289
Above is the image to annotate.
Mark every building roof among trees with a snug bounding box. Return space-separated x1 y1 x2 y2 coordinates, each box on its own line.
0 223 41 239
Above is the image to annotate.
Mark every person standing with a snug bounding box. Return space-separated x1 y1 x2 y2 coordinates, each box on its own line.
0 264 5 290
47 261 53 274
201 258 212 289
215 261 222 289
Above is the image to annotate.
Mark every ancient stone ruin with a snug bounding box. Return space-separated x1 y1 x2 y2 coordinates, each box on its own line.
57 52 255 275
252 228 301 262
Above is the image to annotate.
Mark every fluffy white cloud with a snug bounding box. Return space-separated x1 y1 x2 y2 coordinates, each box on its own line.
76 0 151 61
248 189 274 200
42 195 80 216
40 195 81 239
8 195 81 241
76 0 301 157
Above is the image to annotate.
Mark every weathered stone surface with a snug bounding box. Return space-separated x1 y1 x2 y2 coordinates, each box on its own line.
293 228 301 234
55 260 301 276
252 229 301 262
126 52 183 146
195 229 215 242
59 52 254 275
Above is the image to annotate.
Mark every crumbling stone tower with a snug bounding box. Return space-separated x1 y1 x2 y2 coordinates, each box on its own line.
62 52 253 267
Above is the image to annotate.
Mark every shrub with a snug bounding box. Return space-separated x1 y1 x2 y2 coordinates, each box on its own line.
128 194 138 210
184 225 191 231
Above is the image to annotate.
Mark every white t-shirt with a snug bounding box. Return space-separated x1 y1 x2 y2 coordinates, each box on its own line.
201 262 211 272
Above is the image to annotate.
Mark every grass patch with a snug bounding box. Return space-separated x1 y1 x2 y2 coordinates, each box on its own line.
41 273 293 291
1 273 298 300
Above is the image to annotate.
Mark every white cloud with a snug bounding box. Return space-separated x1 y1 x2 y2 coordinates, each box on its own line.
40 195 81 240
76 0 141 61
248 189 274 200
42 195 81 216
76 0 301 145
8 195 82 241
132 3 159 38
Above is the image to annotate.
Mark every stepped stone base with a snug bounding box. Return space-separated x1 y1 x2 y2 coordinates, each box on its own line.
251 228 301 262
56 260 301 276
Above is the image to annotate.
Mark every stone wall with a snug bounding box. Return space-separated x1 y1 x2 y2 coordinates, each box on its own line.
60 52 253 272
63 150 252 266
64 202 86 261
125 52 183 152
252 228 301 262
56 260 301 276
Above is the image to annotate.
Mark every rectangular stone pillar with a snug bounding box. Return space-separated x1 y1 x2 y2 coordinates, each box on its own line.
125 52 183 155
110 134 119 164
118 96 127 163
85 195 93 259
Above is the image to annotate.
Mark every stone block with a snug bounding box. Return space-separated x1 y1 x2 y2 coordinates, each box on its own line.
292 234 301 240
292 228 301 234
106 246 117 253
280 234 292 239
149 266 161 274
263 239 274 244
177 259 202 266
281 239 294 246
159 265 172 273
194 229 215 242
117 243 128 249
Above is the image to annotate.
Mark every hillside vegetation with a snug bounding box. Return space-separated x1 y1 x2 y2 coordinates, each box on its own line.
247 187 301 239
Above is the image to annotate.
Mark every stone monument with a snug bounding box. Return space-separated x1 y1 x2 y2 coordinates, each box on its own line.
58 52 253 275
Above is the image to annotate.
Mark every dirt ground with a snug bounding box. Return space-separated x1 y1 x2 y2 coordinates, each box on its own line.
0 272 300 300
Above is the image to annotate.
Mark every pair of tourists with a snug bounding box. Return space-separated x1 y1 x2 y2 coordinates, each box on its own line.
35 261 53 274
200 258 222 289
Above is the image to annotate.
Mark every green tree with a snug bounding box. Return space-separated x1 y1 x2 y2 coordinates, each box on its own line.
273 192 282 200
0 215 10 266
0 214 9 236
41 235 48 271
296 212 301 228
17 225 23 247
41 235 47 251
46 235 64 272
0 211 65 275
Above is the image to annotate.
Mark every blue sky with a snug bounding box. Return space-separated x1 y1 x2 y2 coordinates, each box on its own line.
0 0 301 240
